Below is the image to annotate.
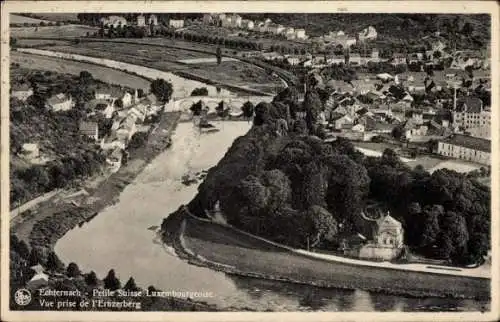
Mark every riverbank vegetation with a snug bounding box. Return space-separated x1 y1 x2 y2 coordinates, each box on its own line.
186 86 490 267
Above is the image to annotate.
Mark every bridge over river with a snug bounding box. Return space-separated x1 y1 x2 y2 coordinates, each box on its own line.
167 95 274 113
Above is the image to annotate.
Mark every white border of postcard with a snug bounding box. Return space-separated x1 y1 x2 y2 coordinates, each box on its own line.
1 1 499 321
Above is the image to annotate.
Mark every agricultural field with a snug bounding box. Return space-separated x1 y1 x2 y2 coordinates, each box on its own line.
37 41 284 92
25 13 79 22
15 39 72 48
10 14 50 24
10 24 98 38
11 52 151 91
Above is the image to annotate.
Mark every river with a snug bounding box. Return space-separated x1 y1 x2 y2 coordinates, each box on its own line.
48 49 488 312
54 120 489 312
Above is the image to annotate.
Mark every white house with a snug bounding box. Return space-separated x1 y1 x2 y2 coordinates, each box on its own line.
137 14 146 27
46 93 73 112
122 91 134 107
11 83 33 101
241 19 254 30
100 15 127 28
286 56 301 66
436 134 490 165
27 272 49 290
295 29 306 39
20 143 39 160
358 26 378 42
169 19 184 29
148 14 158 26
230 14 242 28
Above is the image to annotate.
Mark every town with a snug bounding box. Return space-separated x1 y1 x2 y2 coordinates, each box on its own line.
8 12 492 313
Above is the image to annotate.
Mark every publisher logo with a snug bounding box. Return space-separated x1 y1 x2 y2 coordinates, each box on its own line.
14 289 31 306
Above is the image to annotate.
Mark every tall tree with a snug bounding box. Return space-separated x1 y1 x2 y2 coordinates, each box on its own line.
103 269 121 291
150 78 173 103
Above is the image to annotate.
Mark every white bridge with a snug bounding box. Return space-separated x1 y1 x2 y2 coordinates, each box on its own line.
166 95 274 113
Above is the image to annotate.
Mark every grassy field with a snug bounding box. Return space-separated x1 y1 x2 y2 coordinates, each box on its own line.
11 51 151 91
25 13 79 22
10 24 98 38
10 14 50 24
37 41 283 92
180 215 489 299
15 39 71 48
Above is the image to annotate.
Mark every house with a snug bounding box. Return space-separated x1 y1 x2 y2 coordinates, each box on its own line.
241 19 254 30
407 53 422 65
345 211 404 261
100 15 127 28
137 14 146 27
27 272 49 290
101 138 126 151
295 29 306 40
105 148 123 173
466 125 491 139
79 121 99 141
88 99 114 119
129 102 148 122
334 114 354 130
122 91 134 108
20 143 39 160
230 14 242 28
326 55 346 65
148 14 158 26
376 73 394 82
46 93 73 112
358 26 377 42
11 83 33 101
116 116 137 142
352 123 365 132
404 122 428 142
267 23 285 35
144 93 163 115
452 96 490 131
286 56 301 66
391 53 407 66
436 134 490 165
202 14 213 25
348 53 362 66
169 19 184 29
284 27 295 37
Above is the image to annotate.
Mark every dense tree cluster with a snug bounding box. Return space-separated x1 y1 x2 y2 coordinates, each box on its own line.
189 86 490 265
150 78 173 103
190 87 209 96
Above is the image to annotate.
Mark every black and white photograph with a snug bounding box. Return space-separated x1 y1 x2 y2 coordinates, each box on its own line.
1 1 498 321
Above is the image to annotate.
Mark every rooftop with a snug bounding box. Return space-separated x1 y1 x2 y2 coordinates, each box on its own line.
441 134 491 153
79 121 98 136
47 93 71 105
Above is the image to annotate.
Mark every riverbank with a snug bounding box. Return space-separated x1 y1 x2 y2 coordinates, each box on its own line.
161 209 490 301
12 111 180 252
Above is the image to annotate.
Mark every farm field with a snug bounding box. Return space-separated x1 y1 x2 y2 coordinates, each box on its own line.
11 51 151 91
15 39 72 48
10 14 50 24
10 24 98 38
37 42 284 92
26 13 79 22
